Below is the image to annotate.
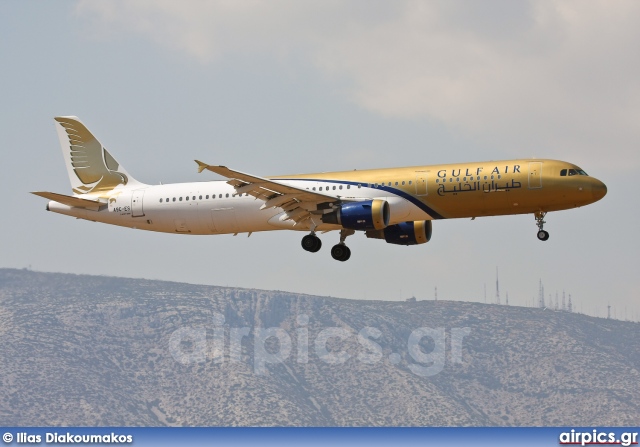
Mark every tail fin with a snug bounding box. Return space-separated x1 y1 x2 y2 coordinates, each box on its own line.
54 116 142 195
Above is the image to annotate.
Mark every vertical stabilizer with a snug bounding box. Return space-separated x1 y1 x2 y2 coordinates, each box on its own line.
54 116 143 195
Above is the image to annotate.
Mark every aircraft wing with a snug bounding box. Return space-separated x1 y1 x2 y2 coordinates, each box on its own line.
195 160 340 226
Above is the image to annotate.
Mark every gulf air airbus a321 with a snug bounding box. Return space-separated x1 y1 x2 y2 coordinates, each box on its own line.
33 117 607 262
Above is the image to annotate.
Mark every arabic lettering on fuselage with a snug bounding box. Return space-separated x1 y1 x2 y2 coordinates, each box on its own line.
437 179 522 196
436 164 521 178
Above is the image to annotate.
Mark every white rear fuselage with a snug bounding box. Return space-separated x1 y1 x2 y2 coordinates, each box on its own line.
48 180 426 235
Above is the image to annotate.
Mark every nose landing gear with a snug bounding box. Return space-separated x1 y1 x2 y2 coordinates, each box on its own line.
535 211 549 241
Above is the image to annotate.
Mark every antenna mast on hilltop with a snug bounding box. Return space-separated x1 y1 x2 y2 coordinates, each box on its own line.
495 267 500 305
538 280 545 308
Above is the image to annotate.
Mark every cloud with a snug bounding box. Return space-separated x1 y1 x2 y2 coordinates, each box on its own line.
76 0 640 169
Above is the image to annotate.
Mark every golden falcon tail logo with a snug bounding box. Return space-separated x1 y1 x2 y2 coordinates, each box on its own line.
55 117 128 194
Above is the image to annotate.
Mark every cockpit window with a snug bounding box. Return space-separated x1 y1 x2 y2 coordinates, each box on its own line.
561 168 588 177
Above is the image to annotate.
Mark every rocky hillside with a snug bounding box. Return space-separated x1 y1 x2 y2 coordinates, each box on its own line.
0 268 638 426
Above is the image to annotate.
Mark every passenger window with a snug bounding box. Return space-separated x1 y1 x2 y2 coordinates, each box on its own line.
179 197 183 201
166 198 169 202
484 176 488 180
402 181 405 185
225 193 229 197
159 198 163 203
185 196 189 201
408 181 412 185
436 179 439 183
312 187 316 191
498 175 501 179
395 182 398 186
206 195 209 199
219 194 222 198
339 185 343 190
199 195 202 200
172 198 176 202
347 185 350 189
463 177 466 181
333 186 336 190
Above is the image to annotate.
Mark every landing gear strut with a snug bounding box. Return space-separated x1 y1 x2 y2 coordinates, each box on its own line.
301 233 322 253
331 229 354 262
535 211 549 241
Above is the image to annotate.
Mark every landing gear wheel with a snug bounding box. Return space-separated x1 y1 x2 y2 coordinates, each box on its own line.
301 234 322 252
331 244 351 262
534 211 549 242
537 230 549 241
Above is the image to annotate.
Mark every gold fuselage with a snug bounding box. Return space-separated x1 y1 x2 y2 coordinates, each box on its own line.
275 159 607 219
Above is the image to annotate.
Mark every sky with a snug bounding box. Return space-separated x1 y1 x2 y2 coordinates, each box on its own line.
1 1 639 320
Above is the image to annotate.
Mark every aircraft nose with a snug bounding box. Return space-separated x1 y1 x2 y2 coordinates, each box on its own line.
591 179 607 202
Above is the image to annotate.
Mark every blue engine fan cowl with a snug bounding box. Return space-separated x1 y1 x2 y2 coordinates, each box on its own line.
366 221 432 245
322 199 390 231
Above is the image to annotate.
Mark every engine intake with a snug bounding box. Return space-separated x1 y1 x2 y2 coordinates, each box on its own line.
322 199 390 231
366 221 432 245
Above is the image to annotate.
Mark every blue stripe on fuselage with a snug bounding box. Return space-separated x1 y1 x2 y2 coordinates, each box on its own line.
273 178 446 220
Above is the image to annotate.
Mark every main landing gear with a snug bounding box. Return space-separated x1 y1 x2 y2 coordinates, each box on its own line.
331 229 355 262
535 211 549 241
301 233 322 252
301 228 355 262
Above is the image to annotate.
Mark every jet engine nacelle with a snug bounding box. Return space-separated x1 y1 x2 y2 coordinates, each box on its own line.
366 220 432 245
322 199 390 231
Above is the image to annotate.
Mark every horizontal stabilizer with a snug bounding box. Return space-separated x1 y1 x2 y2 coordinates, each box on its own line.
31 191 104 211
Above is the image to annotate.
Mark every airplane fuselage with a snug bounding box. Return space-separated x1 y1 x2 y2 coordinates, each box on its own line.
47 158 607 236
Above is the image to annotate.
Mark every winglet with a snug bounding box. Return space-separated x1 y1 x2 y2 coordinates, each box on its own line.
195 160 209 174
